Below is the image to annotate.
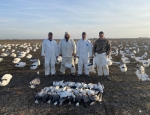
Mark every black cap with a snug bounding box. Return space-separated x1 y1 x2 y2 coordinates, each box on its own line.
48 32 53 35
99 31 104 34
82 32 86 35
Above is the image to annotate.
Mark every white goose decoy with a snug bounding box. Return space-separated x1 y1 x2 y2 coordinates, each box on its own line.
0 74 13 86
121 55 130 64
137 48 140 53
125 47 130 53
26 54 32 59
135 57 144 63
30 63 38 70
12 58 21 64
135 66 150 81
11 49 15 52
130 53 135 59
30 58 37 62
110 50 116 55
30 60 40 70
133 50 137 54
142 60 149 68
10 53 16 58
33 49 36 52
142 52 148 59
147 59 150 65
1 48 5 52
15 62 26 67
29 72 40 88
1 53 8 57
18 52 26 58
0 58 3 62
115 49 118 56
119 63 127 72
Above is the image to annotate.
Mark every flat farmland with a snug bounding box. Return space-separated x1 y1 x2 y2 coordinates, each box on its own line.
0 39 150 115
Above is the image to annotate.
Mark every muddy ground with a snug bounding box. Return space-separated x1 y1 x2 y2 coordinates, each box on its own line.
0 39 150 115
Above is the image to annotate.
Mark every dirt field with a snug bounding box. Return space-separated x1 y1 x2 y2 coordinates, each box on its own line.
0 39 150 115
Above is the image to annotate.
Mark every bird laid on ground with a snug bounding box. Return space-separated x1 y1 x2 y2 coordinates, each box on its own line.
0 74 13 86
0 58 3 62
12 58 21 64
29 72 40 88
56 56 62 64
30 58 38 62
26 54 32 59
119 63 127 72
121 55 130 64
135 66 150 81
30 60 40 70
142 60 149 68
15 62 26 67
10 53 16 58
34 81 104 106
65 62 74 68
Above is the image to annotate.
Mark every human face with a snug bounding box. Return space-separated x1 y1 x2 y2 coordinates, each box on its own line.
99 33 104 39
82 34 86 39
48 34 53 39
65 34 70 39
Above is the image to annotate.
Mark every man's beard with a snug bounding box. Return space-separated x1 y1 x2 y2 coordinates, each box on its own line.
65 36 70 41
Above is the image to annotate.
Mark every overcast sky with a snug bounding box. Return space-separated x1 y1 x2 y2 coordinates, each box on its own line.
0 0 150 39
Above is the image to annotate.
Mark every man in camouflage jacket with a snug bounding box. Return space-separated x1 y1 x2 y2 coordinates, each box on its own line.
93 31 111 80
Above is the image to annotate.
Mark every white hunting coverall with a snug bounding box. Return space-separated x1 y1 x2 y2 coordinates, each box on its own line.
41 39 58 75
95 53 109 76
59 38 76 74
76 39 92 75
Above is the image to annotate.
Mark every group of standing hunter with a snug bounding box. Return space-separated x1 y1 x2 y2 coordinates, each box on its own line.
41 31 111 81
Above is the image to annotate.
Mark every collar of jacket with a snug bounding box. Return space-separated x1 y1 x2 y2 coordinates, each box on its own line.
82 38 86 41
48 38 52 41
99 38 105 40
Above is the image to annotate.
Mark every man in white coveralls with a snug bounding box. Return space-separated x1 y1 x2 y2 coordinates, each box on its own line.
93 31 111 80
76 32 92 77
41 32 58 77
59 32 76 76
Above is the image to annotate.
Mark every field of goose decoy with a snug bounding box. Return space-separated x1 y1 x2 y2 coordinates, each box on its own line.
0 39 150 115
